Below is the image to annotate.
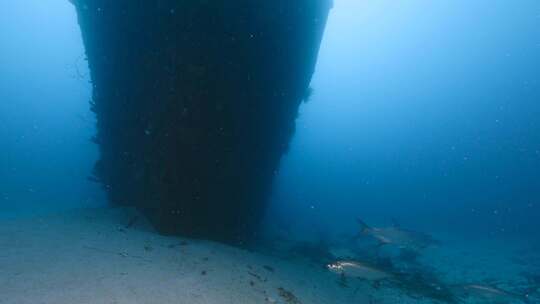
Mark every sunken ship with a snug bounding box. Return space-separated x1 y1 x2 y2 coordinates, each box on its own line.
71 0 332 242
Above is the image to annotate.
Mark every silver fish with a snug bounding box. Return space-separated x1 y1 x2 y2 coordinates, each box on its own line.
457 284 527 304
327 260 392 281
357 218 438 250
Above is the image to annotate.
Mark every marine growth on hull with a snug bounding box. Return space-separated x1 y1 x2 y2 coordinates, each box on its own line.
72 0 332 241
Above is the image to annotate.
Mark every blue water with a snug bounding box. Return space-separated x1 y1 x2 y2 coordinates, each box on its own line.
269 0 540 239
0 0 104 218
1 0 539 303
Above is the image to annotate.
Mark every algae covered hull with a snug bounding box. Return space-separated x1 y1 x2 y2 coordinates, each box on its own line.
71 0 332 242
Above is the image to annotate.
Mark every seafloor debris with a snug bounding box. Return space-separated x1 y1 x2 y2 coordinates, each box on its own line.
265 296 277 303
247 271 267 282
520 272 540 300
82 245 150 262
277 287 301 304
263 265 275 272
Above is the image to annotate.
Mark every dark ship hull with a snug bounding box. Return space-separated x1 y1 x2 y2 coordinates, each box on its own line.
71 0 332 242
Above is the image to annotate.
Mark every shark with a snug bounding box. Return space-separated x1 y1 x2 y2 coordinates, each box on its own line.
356 218 439 251
454 284 530 304
327 260 393 282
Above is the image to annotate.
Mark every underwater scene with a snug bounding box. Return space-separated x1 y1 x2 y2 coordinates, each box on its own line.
1 1 539 303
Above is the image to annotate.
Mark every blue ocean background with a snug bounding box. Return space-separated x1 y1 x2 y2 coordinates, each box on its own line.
267 0 540 241
0 0 105 219
1 1 539 303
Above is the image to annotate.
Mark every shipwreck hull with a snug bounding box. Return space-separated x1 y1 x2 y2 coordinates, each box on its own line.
72 0 332 242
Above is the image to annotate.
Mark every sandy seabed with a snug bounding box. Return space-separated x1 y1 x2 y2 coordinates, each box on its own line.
1 207 538 304
0 207 367 304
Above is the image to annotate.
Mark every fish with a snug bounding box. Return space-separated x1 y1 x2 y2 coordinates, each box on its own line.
356 218 439 251
327 260 393 281
455 284 529 303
